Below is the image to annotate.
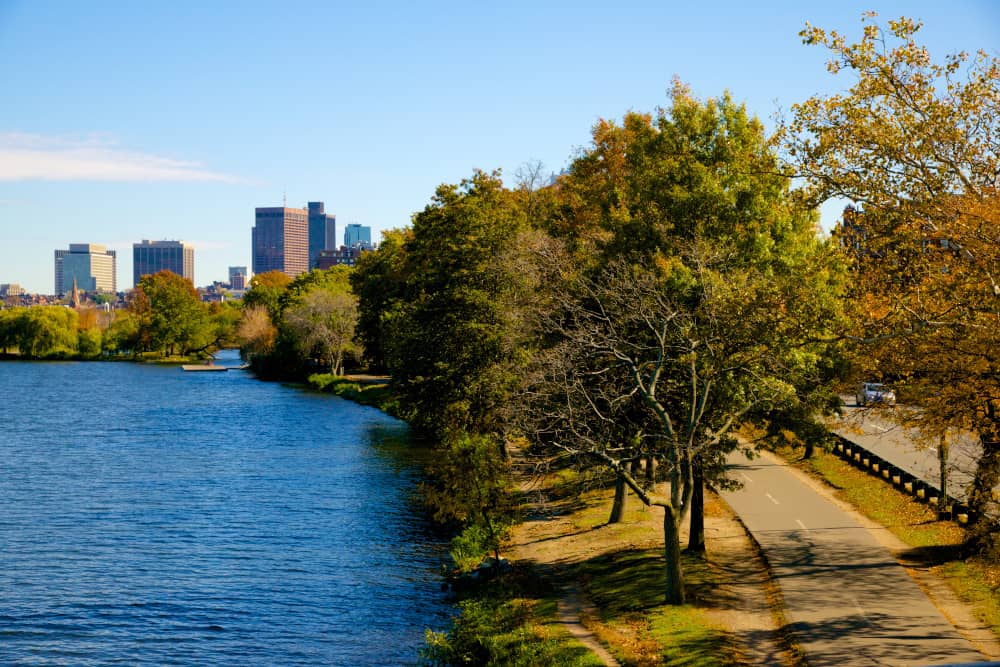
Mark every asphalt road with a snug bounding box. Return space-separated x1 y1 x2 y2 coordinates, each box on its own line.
831 398 981 503
722 449 985 667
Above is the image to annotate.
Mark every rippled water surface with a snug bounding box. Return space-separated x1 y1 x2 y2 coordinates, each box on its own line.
0 352 450 665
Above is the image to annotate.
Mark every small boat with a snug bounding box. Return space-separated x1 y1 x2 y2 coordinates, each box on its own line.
180 364 228 372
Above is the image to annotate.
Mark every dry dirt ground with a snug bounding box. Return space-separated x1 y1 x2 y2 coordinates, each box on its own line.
506 472 796 666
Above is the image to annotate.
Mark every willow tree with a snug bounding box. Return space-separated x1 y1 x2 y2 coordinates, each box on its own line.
523 87 845 604
787 13 1000 542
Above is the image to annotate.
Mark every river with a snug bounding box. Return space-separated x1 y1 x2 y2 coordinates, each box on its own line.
0 351 451 665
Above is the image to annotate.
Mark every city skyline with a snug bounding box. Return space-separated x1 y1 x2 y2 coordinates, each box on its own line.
1 1 999 293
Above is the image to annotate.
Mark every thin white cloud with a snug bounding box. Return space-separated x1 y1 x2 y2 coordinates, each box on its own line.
0 133 241 183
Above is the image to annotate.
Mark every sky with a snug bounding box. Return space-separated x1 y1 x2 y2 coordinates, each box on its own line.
0 1 998 294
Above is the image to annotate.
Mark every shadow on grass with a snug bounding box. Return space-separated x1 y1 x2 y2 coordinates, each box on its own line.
899 542 967 567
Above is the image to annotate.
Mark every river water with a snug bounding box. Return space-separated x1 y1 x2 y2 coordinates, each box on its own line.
0 352 450 665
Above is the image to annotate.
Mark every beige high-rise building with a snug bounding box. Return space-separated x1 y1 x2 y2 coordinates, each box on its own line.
252 206 309 278
54 243 117 296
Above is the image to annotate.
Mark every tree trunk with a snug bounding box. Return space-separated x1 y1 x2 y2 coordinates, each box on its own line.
968 431 1000 552
687 460 705 554
938 432 950 520
609 474 627 524
662 504 686 605
645 455 656 484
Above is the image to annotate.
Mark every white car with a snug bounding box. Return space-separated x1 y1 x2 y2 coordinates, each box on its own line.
856 382 896 406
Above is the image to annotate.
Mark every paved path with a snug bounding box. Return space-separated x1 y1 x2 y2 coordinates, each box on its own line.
722 449 985 667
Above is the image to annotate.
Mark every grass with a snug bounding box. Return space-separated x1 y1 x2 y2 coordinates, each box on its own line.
771 441 1000 637
421 575 607 666
571 549 741 667
539 469 744 666
307 373 401 414
425 464 749 665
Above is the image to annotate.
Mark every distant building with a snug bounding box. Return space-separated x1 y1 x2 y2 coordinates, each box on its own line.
308 202 337 268
316 246 367 268
133 240 194 286
253 206 309 278
344 223 372 249
0 283 24 297
54 243 117 296
229 266 248 291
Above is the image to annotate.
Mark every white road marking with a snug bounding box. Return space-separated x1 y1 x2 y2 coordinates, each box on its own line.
795 519 807 530
740 472 753 484
765 492 779 505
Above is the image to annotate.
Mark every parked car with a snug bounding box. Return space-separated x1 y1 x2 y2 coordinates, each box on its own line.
856 382 896 406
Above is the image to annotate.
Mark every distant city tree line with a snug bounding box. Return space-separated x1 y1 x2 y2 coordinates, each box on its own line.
0 270 241 360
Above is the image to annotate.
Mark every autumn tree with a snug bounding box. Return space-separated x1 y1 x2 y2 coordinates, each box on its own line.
787 13 1000 543
242 270 292 323
522 87 845 603
238 305 278 362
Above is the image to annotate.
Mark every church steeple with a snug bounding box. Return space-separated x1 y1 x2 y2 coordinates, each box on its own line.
70 276 80 309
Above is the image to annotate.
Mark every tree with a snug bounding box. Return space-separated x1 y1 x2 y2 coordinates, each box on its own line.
238 305 278 362
11 306 79 358
350 228 413 371
284 289 358 376
387 170 534 442
522 87 845 603
421 433 518 569
242 270 292 323
136 270 210 357
787 13 1000 544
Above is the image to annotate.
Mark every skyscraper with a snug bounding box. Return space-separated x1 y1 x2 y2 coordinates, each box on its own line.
54 243 117 296
132 240 194 286
253 206 309 277
307 201 337 269
344 223 372 249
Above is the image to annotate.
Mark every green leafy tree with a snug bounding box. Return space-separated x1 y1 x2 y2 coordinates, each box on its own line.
136 270 209 357
284 289 359 376
421 433 518 569
523 86 845 603
388 170 534 442
13 306 80 358
350 228 413 371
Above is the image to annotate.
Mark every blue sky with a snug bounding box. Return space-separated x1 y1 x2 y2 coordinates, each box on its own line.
1 1 998 294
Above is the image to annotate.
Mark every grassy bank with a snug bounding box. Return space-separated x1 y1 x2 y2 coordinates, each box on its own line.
307 373 402 415
434 466 759 666
771 441 1000 637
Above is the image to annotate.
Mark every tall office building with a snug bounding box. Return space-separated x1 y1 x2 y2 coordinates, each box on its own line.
54 243 117 296
344 223 372 249
307 202 337 269
252 206 309 277
132 240 194 286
